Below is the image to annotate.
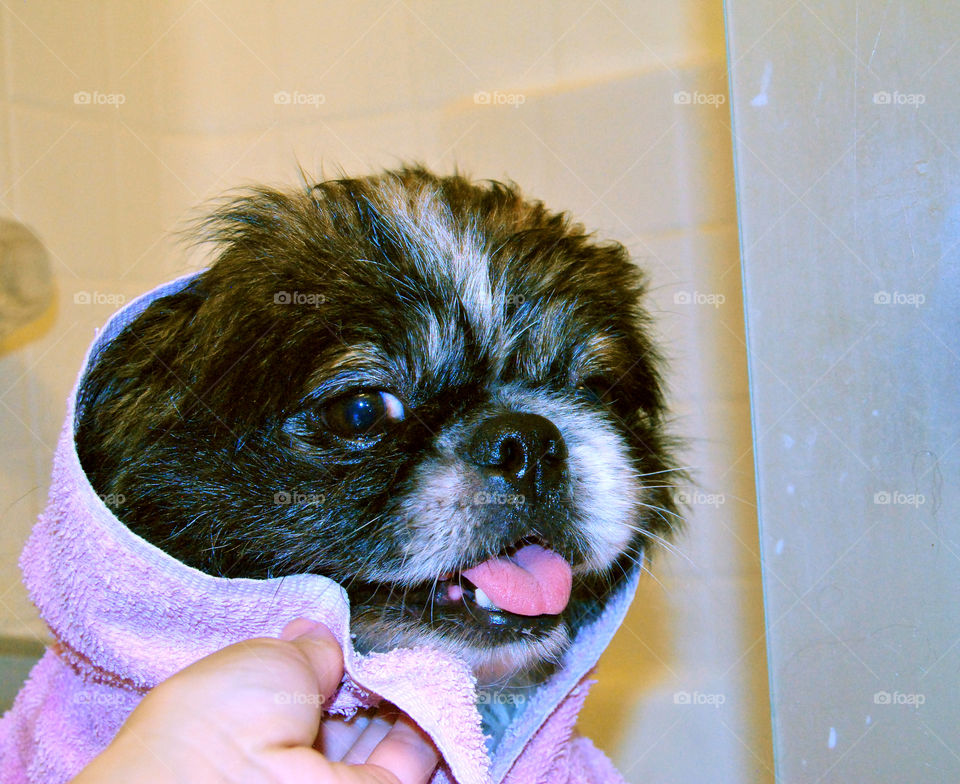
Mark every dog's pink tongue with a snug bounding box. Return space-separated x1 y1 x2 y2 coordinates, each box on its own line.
462 543 573 616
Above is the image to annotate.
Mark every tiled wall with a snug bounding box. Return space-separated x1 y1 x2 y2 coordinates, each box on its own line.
0 2 772 780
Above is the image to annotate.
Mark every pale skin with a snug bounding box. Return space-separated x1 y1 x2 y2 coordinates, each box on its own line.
74 618 440 784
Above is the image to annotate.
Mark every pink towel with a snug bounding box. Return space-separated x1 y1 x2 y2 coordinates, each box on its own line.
0 273 635 784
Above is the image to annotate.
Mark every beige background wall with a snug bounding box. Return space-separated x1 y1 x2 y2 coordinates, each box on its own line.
0 3 771 781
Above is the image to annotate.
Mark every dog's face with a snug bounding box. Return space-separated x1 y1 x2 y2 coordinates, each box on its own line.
77 168 679 685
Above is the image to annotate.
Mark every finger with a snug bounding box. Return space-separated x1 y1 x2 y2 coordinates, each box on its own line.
279 616 329 642
363 712 439 784
278 618 345 702
153 620 345 751
341 710 396 765
319 712 373 761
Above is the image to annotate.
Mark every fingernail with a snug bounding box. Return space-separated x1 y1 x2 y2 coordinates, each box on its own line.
279 617 334 642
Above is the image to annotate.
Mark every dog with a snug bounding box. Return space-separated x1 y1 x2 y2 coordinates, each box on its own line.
75 166 681 689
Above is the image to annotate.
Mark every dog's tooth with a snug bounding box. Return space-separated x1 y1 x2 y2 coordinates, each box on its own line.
474 587 499 611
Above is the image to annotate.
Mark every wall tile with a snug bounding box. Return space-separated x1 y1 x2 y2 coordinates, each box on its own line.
8 105 117 280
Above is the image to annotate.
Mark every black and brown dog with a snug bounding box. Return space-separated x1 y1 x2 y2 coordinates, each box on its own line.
76 166 682 687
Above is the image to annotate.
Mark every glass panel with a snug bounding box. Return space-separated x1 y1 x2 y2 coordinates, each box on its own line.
725 2 960 780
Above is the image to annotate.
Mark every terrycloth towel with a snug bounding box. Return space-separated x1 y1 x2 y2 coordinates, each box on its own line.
0 273 636 784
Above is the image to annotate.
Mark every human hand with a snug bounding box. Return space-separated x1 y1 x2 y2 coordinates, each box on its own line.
74 618 439 784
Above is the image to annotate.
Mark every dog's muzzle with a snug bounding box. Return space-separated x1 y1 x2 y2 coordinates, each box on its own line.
443 412 574 618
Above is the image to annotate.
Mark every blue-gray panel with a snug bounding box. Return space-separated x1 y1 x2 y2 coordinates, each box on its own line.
725 1 960 781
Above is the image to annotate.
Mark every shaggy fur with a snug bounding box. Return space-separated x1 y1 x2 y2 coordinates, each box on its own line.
75 166 682 686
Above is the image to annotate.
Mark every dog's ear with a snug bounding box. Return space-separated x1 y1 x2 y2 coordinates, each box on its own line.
76 279 208 491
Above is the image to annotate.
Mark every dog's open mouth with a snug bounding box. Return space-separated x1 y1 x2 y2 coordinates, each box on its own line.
349 539 576 638
389 539 576 636
435 541 573 617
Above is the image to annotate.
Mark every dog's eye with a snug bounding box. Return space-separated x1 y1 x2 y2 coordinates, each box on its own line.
321 390 405 438
575 378 613 406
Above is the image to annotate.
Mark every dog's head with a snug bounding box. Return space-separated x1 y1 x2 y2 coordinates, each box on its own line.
77 167 681 685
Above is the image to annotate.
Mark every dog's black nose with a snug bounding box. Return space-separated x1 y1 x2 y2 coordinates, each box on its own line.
466 413 567 498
